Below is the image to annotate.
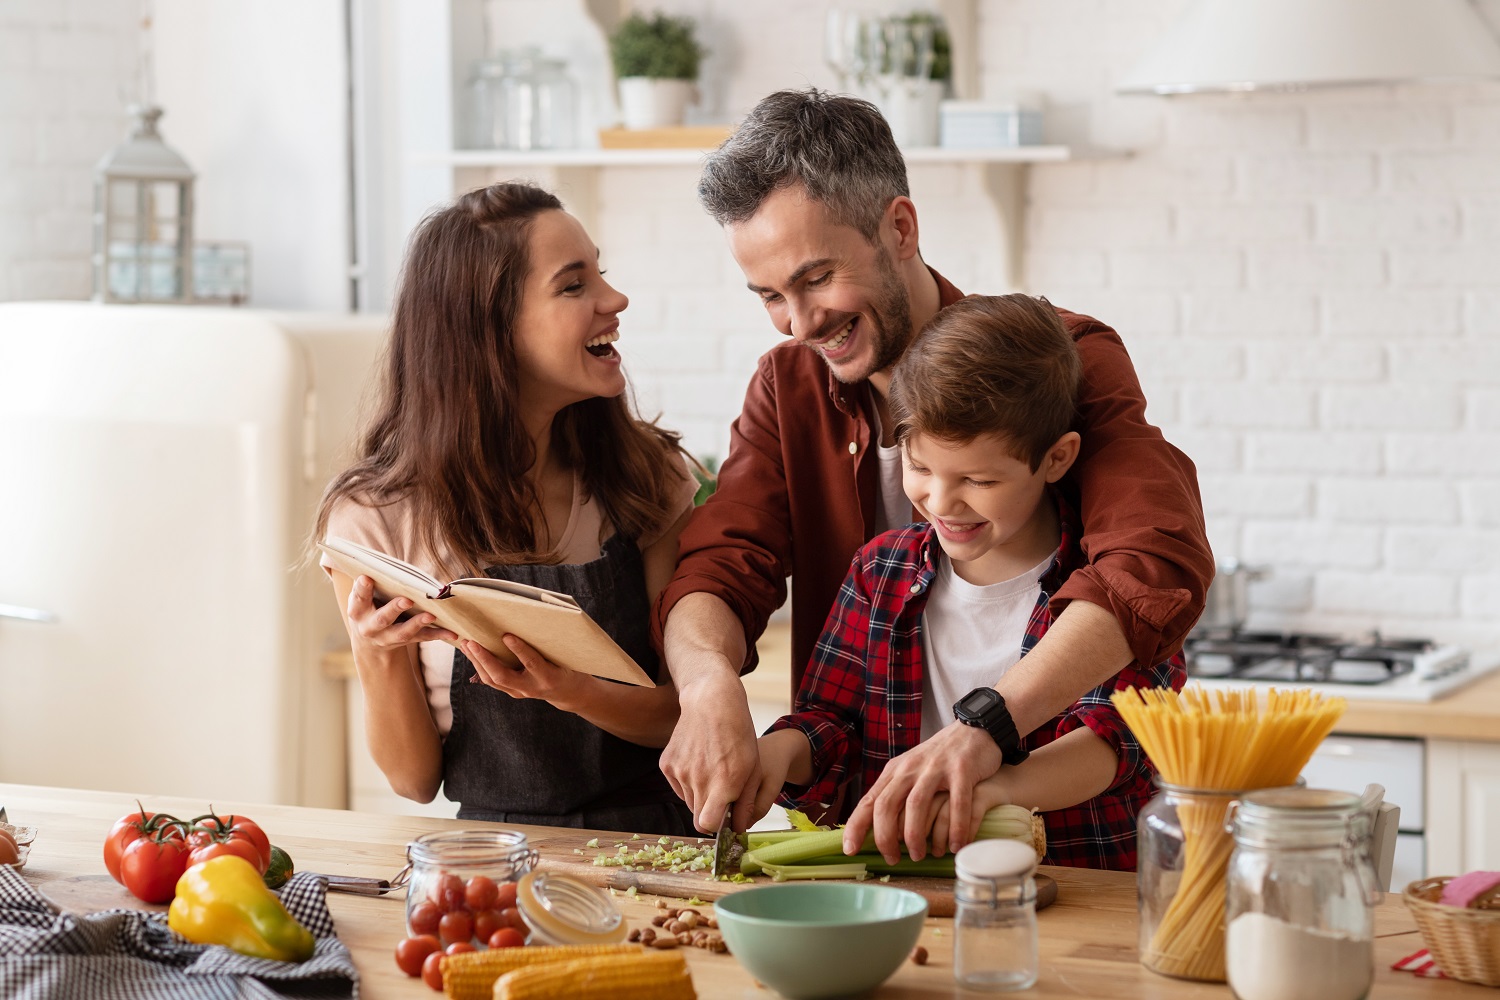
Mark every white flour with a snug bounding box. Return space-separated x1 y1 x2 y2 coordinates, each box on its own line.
1226 911 1373 1000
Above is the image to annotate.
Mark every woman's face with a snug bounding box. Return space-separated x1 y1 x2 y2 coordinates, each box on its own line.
512 210 629 414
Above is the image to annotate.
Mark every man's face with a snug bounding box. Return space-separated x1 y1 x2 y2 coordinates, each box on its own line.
725 186 912 385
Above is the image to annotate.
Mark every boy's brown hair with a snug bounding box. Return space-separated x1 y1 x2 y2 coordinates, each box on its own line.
889 294 1081 470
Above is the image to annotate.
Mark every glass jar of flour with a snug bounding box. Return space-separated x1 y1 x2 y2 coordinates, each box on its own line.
1225 788 1382 1000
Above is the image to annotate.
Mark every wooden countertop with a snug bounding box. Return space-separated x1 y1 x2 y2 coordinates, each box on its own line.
0 782 1484 999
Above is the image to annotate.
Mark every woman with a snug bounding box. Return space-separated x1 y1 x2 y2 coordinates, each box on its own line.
314 182 697 834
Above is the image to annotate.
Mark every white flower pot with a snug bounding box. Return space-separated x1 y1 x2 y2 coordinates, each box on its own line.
877 78 945 148
617 77 695 129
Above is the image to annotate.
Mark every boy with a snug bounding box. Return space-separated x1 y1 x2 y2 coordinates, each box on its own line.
753 294 1184 870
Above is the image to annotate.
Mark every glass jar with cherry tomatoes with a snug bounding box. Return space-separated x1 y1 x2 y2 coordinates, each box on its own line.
403 830 538 947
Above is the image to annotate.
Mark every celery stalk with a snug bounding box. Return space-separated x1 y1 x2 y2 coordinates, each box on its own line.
761 861 869 882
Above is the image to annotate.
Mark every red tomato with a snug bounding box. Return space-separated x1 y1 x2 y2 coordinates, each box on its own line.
408 901 441 936
186 813 270 874
472 908 503 943
421 949 445 991
487 927 525 949
438 910 473 947
445 942 476 955
494 881 518 911
429 872 466 912
119 835 190 904
394 935 441 977
464 875 499 911
187 836 265 872
498 906 527 932
104 810 183 884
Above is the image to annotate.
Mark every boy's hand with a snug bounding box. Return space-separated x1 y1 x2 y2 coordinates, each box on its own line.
929 771 1014 859
842 722 1002 864
750 730 810 827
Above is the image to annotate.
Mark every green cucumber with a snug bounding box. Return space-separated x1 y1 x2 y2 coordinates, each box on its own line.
263 845 295 889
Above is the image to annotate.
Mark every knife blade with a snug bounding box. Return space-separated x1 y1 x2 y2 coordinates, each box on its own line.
710 805 750 878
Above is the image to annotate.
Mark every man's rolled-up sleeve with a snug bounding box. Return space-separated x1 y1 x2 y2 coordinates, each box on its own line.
650 356 793 672
1052 311 1216 668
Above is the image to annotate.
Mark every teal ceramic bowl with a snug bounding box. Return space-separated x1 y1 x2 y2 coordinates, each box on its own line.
713 883 928 999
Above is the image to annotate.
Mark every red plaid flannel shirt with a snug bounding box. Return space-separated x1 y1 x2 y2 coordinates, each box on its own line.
767 495 1185 871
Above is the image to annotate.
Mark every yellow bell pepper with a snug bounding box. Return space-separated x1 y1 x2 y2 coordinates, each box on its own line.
168 855 316 963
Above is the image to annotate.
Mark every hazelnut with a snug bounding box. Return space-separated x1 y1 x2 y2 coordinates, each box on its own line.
654 899 667 910
651 914 669 927
677 932 692 946
911 945 929 966
708 938 729 954
627 928 641 942
666 919 687 935
640 927 657 944
703 916 719 929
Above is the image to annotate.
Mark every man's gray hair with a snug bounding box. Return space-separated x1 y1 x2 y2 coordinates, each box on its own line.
697 89 909 241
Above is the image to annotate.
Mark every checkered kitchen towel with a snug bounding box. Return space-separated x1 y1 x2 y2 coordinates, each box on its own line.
0 865 358 1000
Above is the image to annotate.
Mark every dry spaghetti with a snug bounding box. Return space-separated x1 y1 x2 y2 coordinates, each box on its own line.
1112 686 1346 981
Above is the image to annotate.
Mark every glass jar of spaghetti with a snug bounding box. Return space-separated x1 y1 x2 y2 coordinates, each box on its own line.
1224 788 1381 1000
1136 781 1250 981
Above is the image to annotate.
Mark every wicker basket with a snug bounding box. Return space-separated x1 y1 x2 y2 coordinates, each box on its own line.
1404 877 1500 987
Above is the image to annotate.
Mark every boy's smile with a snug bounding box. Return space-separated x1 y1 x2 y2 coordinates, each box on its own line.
903 430 1080 586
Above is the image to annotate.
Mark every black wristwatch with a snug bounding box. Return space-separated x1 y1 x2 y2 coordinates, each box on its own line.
953 687 1030 766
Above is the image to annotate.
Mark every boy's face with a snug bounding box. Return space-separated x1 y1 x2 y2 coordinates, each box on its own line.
725 185 912 385
902 430 1080 584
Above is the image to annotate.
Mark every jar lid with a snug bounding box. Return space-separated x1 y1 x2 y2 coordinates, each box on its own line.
955 839 1036 881
1231 787 1367 846
516 872 627 946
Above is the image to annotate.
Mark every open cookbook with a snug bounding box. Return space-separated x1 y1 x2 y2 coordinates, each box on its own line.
318 536 654 687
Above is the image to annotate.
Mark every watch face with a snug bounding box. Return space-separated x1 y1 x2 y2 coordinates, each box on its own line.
957 687 1001 718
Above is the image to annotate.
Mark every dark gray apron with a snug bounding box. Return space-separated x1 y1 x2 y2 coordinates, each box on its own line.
441 531 695 837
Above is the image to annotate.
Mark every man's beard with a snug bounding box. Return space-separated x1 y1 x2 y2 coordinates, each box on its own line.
823 248 912 385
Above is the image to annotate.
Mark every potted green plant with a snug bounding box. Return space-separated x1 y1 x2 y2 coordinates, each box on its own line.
609 10 706 129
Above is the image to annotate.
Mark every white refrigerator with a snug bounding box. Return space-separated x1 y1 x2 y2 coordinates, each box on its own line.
0 302 387 808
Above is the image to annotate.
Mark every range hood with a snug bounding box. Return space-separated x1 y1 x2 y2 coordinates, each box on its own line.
1117 0 1500 96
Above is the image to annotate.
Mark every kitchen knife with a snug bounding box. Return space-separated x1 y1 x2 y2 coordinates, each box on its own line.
711 805 750 878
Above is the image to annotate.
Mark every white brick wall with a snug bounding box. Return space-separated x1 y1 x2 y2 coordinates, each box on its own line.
0 0 140 301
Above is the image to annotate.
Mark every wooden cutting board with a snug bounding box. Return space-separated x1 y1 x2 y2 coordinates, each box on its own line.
528 830 1057 918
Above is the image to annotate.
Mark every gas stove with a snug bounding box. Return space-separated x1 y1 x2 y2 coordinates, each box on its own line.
1183 629 1500 702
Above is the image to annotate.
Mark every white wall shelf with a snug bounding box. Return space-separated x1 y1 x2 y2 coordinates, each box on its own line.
412 145 1074 169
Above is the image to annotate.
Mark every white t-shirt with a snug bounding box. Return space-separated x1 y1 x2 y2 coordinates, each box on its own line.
871 410 912 534
321 458 697 735
918 548 1058 741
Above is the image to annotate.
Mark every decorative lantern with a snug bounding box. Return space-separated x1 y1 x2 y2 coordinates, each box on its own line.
92 104 195 303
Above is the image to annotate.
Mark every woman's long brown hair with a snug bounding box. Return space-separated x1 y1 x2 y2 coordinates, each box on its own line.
314 182 688 570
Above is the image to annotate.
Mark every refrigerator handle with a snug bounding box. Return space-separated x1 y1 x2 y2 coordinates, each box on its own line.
0 604 58 624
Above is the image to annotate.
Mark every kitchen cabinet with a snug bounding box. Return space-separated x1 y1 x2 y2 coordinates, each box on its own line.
1426 739 1500 874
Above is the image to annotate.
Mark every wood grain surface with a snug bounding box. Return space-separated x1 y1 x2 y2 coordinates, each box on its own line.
0 783 1482 1000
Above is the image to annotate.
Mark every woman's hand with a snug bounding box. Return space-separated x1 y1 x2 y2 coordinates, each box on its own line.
463 635 587 708
345 576 458 651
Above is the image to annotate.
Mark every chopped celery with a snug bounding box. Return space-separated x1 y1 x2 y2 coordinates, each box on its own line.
762 861 868 882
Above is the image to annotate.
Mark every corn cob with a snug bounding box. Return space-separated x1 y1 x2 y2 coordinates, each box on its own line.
440 944 638 1000
493 950 696 1000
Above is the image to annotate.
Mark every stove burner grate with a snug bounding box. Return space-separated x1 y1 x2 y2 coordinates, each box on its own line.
1184 630 1431 686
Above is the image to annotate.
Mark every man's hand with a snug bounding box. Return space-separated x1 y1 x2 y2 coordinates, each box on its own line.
842 721 1003 863
659 673 763 833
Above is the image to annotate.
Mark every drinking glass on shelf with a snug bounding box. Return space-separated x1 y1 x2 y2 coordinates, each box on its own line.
863 17 897 103
900 19 935 95
823 9 864 94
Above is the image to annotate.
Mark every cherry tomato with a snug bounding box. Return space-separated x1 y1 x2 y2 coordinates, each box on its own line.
119 835 191 903
472 908 503 943
438 910 474 947
408 900 441 936
487 927 525 949
430 872 466 912
0 832 19 866
464 874 499 911
394 934 441 977
445 942 476 955
498 906 527 932
494 881 518 911
421 949 445 991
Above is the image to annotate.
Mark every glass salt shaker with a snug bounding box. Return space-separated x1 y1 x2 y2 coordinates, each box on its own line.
954 838 1039 991
1225 787 1381 1000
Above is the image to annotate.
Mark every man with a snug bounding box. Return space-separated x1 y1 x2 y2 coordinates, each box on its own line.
651 89 1213 861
